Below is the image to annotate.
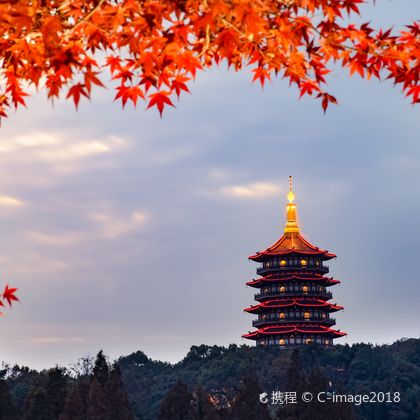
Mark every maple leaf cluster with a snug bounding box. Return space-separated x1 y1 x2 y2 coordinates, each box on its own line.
0 0 419 118
0 284 18 316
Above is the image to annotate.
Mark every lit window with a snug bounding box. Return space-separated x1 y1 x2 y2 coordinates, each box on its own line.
302 286 309 294
279 339 286 346
304 312 310 319
301 259 307 266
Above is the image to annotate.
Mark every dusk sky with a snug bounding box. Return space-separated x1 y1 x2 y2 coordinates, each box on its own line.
1 1 419 370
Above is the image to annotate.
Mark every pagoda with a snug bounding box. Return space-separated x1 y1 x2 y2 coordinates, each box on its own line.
242 177 346 347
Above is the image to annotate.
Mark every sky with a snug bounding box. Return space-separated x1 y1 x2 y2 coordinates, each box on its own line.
1 1 419 370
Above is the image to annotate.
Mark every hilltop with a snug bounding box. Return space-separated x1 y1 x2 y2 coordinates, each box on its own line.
1 338 420 419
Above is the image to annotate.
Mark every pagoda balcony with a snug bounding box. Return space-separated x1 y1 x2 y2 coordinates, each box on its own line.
255 291 333 301
256 265 329 276
252 317 336 328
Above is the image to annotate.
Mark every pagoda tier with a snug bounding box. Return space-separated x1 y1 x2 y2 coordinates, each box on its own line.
246 274 340 288
243 325 346 347
245 298 344 313
242 177 346 348
248 234 336 262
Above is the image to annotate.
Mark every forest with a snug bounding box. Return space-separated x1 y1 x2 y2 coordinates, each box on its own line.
1 337 419 419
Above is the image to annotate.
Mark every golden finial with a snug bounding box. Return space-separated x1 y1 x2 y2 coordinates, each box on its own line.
287 175 295 203
284 176 299 234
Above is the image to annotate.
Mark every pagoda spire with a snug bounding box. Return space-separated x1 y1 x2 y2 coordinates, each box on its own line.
284 175 300 234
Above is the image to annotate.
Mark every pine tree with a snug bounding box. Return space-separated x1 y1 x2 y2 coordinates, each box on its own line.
230 375 271 420
85 350 111 420
191 384 217 420
277 349 306 420
301 366 329 420
59 381 88 420
87 378 109 420
22 387 51 420
158 380 193 420
331 391 356 420
46 366 67 420
92 350 109 386
107 364 135 420
0 376 20 420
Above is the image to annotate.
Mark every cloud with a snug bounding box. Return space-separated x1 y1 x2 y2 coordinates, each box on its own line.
0 253 69 275
0 131 127 162
29 336 85 344
27 231 85 247
90 211 146 239
0 195 24 207
220 182 281 198
25 210 147 247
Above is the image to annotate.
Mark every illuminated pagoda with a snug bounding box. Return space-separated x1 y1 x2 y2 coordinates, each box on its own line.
242 177 346 347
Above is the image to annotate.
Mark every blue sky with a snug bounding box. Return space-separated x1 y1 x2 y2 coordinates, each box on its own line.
0 1 419 369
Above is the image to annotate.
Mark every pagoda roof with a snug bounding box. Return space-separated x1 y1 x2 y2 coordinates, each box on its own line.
244 298 343 314
242 325 347 340
249 232 336 262
249 178 335 262
246 274 340 288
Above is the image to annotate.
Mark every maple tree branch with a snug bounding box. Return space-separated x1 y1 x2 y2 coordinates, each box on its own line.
0 0 418 119
62 0 106 41
198 24 211 58
288 15 400 61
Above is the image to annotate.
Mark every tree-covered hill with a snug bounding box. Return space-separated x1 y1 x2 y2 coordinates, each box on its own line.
1 338 420 419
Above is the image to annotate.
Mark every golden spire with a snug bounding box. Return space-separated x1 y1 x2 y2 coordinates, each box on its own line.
284 175 300 234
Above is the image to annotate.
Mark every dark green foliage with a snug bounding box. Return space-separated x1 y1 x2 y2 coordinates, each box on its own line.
86 378 109 419
277 348 307 420
46 366 67 420
230 375 271 420
107 365 136 420
158 380 193 420
191 384 216 420
7 365 44 412
59 381 88 420
0 373 20 420
92 350 109 385
2 337 420 420
22 387 50 420
86 351 135 420
4 351 134 420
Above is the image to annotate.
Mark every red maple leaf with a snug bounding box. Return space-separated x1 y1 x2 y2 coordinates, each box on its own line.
147 91 174 117
2 284 19 307
114 84 145 108
171 75 190 98
66 83 89 109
